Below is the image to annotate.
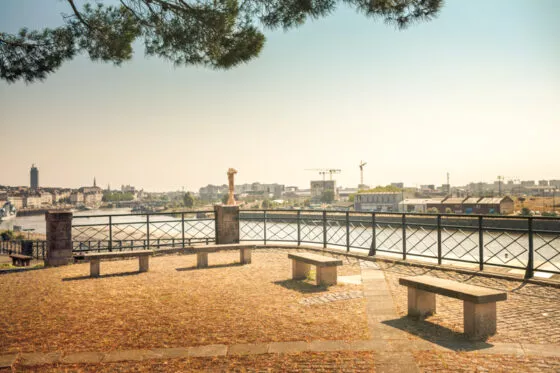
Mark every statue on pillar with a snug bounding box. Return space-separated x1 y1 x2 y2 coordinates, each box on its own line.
227 168 237 206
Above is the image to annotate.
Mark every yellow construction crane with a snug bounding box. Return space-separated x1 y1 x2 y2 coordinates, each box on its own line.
359 161 367 186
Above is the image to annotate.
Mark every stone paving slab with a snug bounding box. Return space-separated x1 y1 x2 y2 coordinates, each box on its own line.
0 354 15 368
61 351 104 364
308 340 357 352
268 341 310 354
338 275 362 284
522 343 560 358
188 344 228 357
228 343 269 355
20 352 61 366
103 349 162 363
149 347 190 359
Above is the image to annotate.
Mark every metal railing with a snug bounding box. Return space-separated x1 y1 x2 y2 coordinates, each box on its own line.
0 240 47 260
239 210 560 278
67 208 560 278
72 211 215 254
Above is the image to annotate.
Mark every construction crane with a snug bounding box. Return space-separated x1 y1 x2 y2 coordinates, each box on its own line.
359 161 367 186
305 168 341 181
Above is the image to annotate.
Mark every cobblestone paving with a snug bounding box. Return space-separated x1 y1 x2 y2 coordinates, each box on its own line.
415 351 560 373
299 291 364 305
378 261 560 344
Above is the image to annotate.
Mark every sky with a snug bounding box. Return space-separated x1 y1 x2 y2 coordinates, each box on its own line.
1 0 559 192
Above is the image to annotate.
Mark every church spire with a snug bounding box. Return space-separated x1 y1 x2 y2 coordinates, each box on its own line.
93 177 97 187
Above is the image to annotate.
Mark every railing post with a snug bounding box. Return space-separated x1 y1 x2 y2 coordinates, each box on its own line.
478 216 484 271
369 213 376 256
181 212 185 248
402 213 407 260
323 210 327 248
525 217 534 279
263 210 267 245
297 210 301 246
437 215 442 265
146 214 150 250
108 216 113 252
346 211 350 252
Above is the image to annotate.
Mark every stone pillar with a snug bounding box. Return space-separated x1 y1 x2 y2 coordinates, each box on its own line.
407 288 436 317
464 301 497 339
90 260 100 277
139 256 149 272
46 211 73 266
197 252 209 268
317 266 337 286
240 247 251 264
214 205 239 245
292 260 310 280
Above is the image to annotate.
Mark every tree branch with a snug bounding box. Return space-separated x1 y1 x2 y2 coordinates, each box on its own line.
66 0 91 28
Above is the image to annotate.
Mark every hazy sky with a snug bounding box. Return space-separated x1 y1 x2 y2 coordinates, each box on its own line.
1 0 559 192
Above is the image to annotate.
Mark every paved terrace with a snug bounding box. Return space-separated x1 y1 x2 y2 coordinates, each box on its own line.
1 248 560 372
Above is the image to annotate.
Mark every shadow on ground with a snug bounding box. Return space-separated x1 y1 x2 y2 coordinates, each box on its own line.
63 271 144 281
383 316 494 351
175 262 243 271
273 279 329 294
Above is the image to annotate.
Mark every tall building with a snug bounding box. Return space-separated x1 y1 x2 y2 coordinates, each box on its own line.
30 164 39 190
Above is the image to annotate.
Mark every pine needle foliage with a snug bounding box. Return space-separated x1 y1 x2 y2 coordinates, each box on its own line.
0 0 443 83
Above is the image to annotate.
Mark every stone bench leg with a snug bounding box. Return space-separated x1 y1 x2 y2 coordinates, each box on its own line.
464 301 497 339
240 248 251 264
139 256 149 272
90 259 100 277
292 259 310 280
197 252 208 268
407 288 436 317
316 266 337 286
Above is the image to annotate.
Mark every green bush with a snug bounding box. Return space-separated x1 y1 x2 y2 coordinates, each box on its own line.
0 230 14 241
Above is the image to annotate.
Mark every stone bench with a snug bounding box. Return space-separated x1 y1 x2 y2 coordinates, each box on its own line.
10 254 32 267
399 275 507 339
191 244 254 268
81 250 154 277
288 252 343 286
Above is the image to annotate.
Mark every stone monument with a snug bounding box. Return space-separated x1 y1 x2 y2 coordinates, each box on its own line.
227 168 237 206
214 168 240 244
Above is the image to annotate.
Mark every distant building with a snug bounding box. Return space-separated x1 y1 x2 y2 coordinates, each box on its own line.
25 193 42 208
426 196 514 215
550 180 560 189
310 180 337 200
30 164 39 190
121 184 136 193
354 192 402 212
538 180 549 186
399 198 441 213
337 188 358 202
70 192 84 204
391 182 404 189
8 195 24 209
199 184 228 201
521 180 535 187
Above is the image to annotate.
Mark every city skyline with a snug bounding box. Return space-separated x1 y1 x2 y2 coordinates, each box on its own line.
1 0 559 192
1 163 559 193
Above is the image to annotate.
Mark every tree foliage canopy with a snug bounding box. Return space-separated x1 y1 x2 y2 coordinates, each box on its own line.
1 0 442 83
359 185 402 193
